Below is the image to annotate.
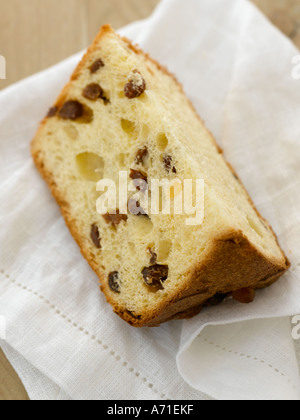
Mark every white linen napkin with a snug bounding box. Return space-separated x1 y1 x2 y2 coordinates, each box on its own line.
1 0 300 400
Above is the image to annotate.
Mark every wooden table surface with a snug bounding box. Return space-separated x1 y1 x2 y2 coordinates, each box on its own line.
0 0 299 401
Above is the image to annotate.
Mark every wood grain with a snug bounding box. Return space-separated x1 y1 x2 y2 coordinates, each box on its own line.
0 349 29 400
0 0 160 90
252 0 300 44
0 0 299 401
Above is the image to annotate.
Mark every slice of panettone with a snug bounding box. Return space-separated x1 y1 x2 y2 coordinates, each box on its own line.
31 25 290 327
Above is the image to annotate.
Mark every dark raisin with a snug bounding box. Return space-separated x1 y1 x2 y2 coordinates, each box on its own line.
163 155 177 174
142 265 169 289
108 271 121 293
135 146 149 165
90 58 104 73
204 293 229 306
46 106 58 118
130 169 147 182
90 224 101 249
163 155 172 171
125 310 142 320
130 169 148 192
232 288 255 304
124 70 146 99
102 210 128 227
128 198 148 217
100 92 110 105
58 100 84 120
148 248 157 265
83 83 104 101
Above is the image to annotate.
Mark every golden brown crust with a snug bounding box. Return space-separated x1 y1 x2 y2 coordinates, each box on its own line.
31 25 290 328
143 231 289 327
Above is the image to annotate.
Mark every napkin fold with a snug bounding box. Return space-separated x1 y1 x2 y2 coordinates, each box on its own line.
1 0 300 400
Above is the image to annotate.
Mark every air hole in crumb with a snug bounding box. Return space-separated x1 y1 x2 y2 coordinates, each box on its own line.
137 92 149 103
80 105 94 124
121 119 137 135
157 239 172 262
247 216 264 239
63 124 78 140
156 133 169 152
76 152 104 181
131 216 153 234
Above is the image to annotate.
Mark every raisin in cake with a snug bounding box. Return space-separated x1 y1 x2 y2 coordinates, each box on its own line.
31 25 290 327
